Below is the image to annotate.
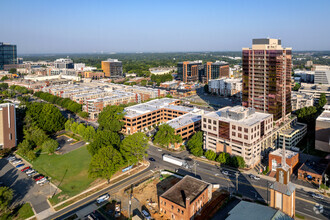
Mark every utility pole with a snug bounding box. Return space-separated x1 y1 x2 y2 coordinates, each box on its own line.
235 172 239 193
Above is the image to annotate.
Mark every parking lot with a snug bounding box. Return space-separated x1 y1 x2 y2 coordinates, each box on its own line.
0 157 57 213
56 135 86 154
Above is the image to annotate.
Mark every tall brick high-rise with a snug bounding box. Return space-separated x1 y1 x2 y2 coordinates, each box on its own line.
242 39 292 121
0 103 16 149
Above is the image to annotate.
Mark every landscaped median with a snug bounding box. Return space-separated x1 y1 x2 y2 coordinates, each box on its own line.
51 161 149 211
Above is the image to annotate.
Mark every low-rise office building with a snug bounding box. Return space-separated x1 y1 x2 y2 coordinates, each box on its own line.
299 83 330 104
291 92 314 111
54 58 74 69
315 105 330 152
202 106 273 168
159 175 212 220
208 78 242 98
203 61 229 83
314 65 330 84
278 122 307 149
298 160 326 185
177 60 203 83
269 148 299 174
101 58 123 77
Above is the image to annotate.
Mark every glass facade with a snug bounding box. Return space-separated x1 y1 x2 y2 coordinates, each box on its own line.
177 62 203 83
0 42 17 70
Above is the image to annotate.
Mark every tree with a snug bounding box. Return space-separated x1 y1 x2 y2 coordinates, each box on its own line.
120 132 148 164
17 139 34 156
42 139 59 154
296 106 317 124
77 123 86 137
65 119 74 131
216 152 230 164
89 146 123 183
98 105 125 132
187 131 204 156
38 104 66 133
83 126 96 141
26 150 37 161
0 187 13 213
318 93 327 109
9 68 16 74
71 122 78 133
78 111 89 118
24 126 48 146
205 150 217 161
0 76 9 81
87 130 120 155
153 124 182 148
236 156 246 168
293 83 301 91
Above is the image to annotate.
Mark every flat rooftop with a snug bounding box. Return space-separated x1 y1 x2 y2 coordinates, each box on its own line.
280 123 306 136
269 148 298 159
167 112 202 130
204 106 271 126
161 175 210 208
317 110 330 122
299 160 326 175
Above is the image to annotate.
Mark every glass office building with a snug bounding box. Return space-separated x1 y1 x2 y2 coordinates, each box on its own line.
0 42 17 70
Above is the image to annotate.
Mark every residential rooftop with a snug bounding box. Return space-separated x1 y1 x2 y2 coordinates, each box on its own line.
204 106 271 126
160 175 210 208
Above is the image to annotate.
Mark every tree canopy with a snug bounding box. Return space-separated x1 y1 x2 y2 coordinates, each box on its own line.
0 186 13 213
87 130 120 155
88 146 123 183
318 93 327 109
97 105 125 132
186 131 204 156
205 150 216 161
153 124 182 148
120 132 148 164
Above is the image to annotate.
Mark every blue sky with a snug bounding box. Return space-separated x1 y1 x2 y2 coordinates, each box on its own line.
1 0 330 54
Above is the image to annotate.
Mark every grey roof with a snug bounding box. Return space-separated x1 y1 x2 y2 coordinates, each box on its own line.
167 113 201 130
269 182 296 196
226 201 292 220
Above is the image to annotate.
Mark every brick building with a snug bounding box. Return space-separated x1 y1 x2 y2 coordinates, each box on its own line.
83 71 104 79
159 175 212 220
204 61 229 83
269 148 299 174
0 103 16 149
298 160 326 185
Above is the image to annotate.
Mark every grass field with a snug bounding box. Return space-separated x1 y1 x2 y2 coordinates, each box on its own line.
17 203 34 219
30 145 94 204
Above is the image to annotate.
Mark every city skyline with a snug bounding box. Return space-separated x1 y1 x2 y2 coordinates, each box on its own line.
1 0 330 54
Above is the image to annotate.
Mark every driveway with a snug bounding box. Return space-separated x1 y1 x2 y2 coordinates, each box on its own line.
0 158 57 213
56 135 86 154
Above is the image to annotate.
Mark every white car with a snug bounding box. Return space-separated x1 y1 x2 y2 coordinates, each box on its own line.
312 193 324 200
222 171 229 176
26 169 35 174
96 193 110 204
254 176 261 180
36 178 47 184
157 148 162 151
12 159 23 165
141 210 151 220
67 138 73 141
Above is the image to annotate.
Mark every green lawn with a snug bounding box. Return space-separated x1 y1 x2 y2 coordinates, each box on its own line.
17 203 34 219
31 145 94 204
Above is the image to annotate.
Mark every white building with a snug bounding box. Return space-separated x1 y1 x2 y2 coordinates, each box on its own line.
299 83 330 104
314 65 330 84
208 78 242 98
291 91 314 111
293 70 314 83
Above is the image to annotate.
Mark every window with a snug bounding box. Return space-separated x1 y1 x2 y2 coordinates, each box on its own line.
208 125 211 129
244 135 248 140
244 128 248 133
203 118 206 122
9 133 12 140
213 120 216 125
177 208 180 213
232 132 236 136
238 126 242 131
203 124 206 128
213 127 216 131
232 125 236 130
171 205 174 210
208 119 211 123
238 133 242 138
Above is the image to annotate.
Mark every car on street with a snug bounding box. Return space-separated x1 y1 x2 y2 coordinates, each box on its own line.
249 174 256 179
142 210 151 220
157 148 162 151
16 164 25 168
312 193 324 200
149 157 155 162
253 175 260 180
96 193 110 204
21 166 31 172
222 170 229 176
12 159 23 165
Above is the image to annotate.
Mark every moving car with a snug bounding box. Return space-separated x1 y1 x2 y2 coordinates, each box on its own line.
149 157 155 162
222 170 229 176
16 164 25 168
96 193 110 204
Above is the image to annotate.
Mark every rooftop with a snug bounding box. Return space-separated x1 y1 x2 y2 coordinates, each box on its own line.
204 106 271 126
226 201 292 220
167 112 203 130
280 123 306 136
299 83 330 92
160 175 210 208
269 148 298 159
317 109 330 122
298 160 326 175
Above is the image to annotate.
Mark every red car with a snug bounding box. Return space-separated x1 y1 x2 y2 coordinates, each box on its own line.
34 175 44 181
21 167 30 172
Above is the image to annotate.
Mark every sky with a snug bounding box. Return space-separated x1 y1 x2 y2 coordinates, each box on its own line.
1 0 330 54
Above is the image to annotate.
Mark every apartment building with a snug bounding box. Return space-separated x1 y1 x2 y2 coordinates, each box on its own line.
202 106 273 168
54 58 74 69
242 38 292 122
299 83 330 104
0 103 16 149
291 92 314 111
278 122 307 149
204 61 229 83
177 60 203 83
315 105 330 152
208 78 242 98
83 71 104 79
122 98 192 134
72 90 113 104
159 175 212 220
101 58 123 77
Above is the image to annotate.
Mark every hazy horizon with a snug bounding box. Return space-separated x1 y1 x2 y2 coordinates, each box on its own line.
2 0 330 54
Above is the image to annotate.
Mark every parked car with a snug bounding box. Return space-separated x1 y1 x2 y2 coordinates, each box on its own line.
28 171 37 177
21 167 31 172
7 156 16 161
16 164 25 168
222 170 229 176
249 174 255 179
96 193 110 204
36 178 47 184
157 148 162 151
254 176 261 180
39 180 49 186
149 157 155 162
312 193 324 200
56 146 61 151
26 169 35 174
34 175 44 181
12 159 22 165
141 210 151 220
